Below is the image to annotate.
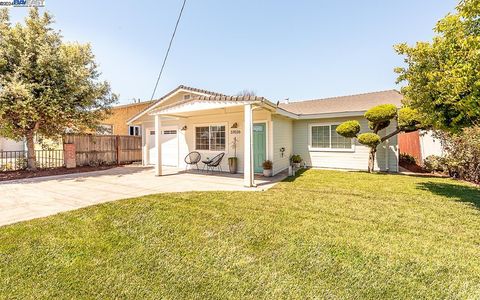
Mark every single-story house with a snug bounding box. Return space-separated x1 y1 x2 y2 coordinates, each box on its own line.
128 85 403 187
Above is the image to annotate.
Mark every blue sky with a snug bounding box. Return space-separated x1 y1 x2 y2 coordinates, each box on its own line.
9 0 457 105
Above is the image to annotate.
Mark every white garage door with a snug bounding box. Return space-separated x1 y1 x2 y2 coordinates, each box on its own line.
148 127 179 167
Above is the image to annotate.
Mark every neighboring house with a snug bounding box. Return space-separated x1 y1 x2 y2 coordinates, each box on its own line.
0 137 24 152
128 85 403 187
99 100 155 136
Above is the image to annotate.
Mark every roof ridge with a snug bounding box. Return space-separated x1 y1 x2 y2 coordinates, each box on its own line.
287 89 400 105
177 85 228 97
195 95 267 101
111 100 156 109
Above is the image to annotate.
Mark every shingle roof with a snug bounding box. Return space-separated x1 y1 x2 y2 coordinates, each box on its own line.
278 90 403 115
127 85 228 123
196 95 268 102
111 100 156 109
176 85 227 97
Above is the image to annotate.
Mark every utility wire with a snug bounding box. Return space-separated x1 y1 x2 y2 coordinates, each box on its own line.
150 0 187 101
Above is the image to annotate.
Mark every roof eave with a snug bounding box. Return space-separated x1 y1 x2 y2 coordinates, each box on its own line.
296 110 367 119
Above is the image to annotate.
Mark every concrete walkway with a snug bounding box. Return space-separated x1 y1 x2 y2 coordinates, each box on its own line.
0 166 286 227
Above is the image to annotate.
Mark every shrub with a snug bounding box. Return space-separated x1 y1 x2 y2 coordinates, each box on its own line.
357 133 381 148
400 152 416 165
364 104 397 123
290 154 302 164
336 121 360 138
398 107 422 132
441 127 480 183
423 155 445 173
262 160 272 170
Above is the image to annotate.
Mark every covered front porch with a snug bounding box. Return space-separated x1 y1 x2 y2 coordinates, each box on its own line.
139 96 279 187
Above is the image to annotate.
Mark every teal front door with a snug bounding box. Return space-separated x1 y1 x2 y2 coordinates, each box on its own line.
253 123 267 173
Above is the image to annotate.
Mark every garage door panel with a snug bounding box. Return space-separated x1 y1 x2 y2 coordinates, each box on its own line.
148 127 178 167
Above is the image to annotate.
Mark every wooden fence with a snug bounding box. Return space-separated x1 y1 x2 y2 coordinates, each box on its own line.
398 131 422 162
63 135 142 166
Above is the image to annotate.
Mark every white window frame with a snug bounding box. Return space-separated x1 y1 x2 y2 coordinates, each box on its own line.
97 124 113 135
129 125 140 136
194 122 228 153
308 123 355 152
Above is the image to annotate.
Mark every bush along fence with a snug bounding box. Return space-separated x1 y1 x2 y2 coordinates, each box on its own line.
0 135 142 172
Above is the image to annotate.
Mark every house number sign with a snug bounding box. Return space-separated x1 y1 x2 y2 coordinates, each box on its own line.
230 129 241 135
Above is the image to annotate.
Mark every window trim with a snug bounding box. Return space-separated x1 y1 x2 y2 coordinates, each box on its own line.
308 123 355 152
129 125 140 136
97 124 113 135
194 122 228 153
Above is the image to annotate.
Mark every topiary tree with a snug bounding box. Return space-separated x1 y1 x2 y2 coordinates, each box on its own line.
336 104 422 172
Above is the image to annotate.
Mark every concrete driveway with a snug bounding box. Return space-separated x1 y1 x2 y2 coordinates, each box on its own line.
0 166 285 227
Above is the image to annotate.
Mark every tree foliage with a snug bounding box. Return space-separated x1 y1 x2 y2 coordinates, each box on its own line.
336 120 361 138
336 104 423 172
0 8 117 169
398 107 422 132
364 104 397 123
395 0 480 132
357 133 381 148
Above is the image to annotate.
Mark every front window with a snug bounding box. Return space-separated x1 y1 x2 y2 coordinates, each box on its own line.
311 124 352 149
195 125 226 151
129 125 140 136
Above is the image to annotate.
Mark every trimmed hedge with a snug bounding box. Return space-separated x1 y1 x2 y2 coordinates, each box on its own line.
364 104 397 123
398 107 421 132
336 120 360 138
358 133 381 148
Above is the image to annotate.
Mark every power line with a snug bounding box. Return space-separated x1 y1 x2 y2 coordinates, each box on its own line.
150 0 187 101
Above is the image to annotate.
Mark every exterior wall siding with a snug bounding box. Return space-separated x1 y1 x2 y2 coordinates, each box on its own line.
292 117 398 172
272 115 293 175
101 101 154 135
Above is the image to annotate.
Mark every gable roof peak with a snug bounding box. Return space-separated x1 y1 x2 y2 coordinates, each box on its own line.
174 85 227 97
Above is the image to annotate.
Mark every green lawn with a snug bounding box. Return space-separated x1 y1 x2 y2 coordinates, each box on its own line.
1 170 480 299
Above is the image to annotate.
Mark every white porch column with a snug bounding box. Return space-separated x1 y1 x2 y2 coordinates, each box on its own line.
155 115 163 176
244 104 255 187
142 125 149 166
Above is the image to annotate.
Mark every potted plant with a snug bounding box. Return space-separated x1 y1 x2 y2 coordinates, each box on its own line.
228 137 238 174
262 160 273 177
291 154 302 168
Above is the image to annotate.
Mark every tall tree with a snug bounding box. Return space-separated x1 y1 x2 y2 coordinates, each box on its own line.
336 105 422 172
0 8 117 170
395 0 480 132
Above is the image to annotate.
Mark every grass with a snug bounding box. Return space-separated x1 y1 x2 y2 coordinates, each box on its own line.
1 170 480 299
